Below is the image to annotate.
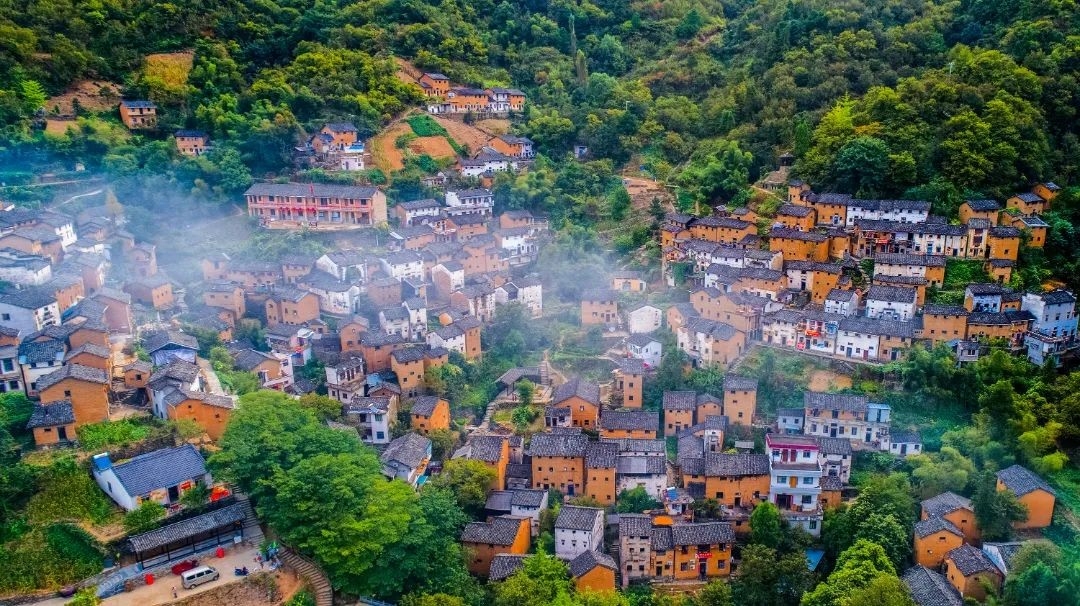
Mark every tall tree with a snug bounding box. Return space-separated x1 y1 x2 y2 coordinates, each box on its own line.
749 502 783 549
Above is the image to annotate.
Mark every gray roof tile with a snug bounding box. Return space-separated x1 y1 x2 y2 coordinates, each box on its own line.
461 516 527 545
946 544 998 576
600 410 659 432
107 444 206 496
996 464 1055 497
26 399 74 428
569 550 616 578
555 505 604 531
902 566 963 606
36 363 108 391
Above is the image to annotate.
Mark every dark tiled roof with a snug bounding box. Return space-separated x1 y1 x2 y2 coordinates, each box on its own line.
921 492 972 518
36 363 108 390
233 349 277 371
946 544 998 576
651 526 673 551
804 392 868 413
617 357 646 375
777 407 804 419
664 391 698 411
128 502 245 553
914 516 963 539
989 226 1022 238
671 522 734 545
892 430 921 444
245 183 379 199
816 437 853 456
705 453 770 477
381 432 431 470
569 550 616 578
967 283 1009 296
147 360 200 387
461 516 527 545
26 399 74 428
616 455 667 475
489 554 530 581
552 378 600 406
874 253 947 267
461 435 506 462
923 304 968 316
556 506 603 531
1038 289 1076 305
602 438 666 454
410 396 443 416
506 463 531 481
778 204 813 217
996 464 1055 497
0 288 56 309
902 566 963 606
485 490 513 512
964 199 1001 212
867 284 917 303
724 376 757 391
825 288 858 303
511 489 547 508
821 475 843 491
142 329 198 354
391 347 428 364
1011 192 1043 203
586 441 618 469
109 444 207 496
528 432 588 458
619 514 653 538
600 410 659 432
769 227 828 242
18 339 65 365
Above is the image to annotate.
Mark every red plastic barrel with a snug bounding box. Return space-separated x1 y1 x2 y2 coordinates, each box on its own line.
144 573 154 585
215 547 225 558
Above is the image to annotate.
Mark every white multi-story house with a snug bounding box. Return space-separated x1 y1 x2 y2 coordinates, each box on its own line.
626 333 662 368
379 250 425 281
823 289 859 316
865 285 917 321
428 323 466 356
1022 289 1078 366
0 250 52 286
0 288 59 334
803 392 891 448
325 355 366 403
444 189 494 217
845 198 931 226
765 433 822 536
344 395 397 444
298 270 362 316
554 506 605 561
316 249 368 283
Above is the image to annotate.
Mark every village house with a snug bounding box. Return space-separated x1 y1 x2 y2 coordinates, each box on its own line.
921 491 979 542
234 348 292 391
921 304 969 343
626 333 662 368
26 399 76 446
803 392 891 447
766 434 823 535
889 430 922 456
165 391 237 441
486 87 527 112
913 516 965 568
663 391 697 437
418 72 450 96
37 363 109 427
959 199 1001 225
147 360 202 418
461 515 531 577
611 358 645 408
0 343 22 393
485 489 549 535
816 437 853 484
202 282 245 320
784 261 843 305
777 407 804 435
488 554 530 582
143 330 198 366
394 198 442 226
410 395 450 435
903 566 964 606
486 134 535 158
865 284 917 321
996 464 1056 529
121 361 149 390
1006 191 1048 216
611 270 646 293
569 550 617 593
444 188 495 217
580 289 618 326
174 130 211 156
264 286 321 327
325 355 366 404
245 183 387 229
380 432 432 488
626 304 661 334
768 227 830 262
528 430 589 496
343 395 398 444
460 147 516 177
775 204 816 231
1021 289 1077 367
0 288 60 334
616 450 668 501
1006 213 1048 248
64 342 111 372
943 544 1002 601
92 445 209 511
554 506 605 561
676 317 746 367
119 100 157 128
723 376 757 426
599 409 659 440
548 378 600 429
456 434 510 491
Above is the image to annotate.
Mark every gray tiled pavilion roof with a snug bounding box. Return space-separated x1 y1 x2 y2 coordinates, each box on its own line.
128 502 245 553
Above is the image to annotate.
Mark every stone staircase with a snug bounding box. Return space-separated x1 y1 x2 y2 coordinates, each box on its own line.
233 493 265 546
280 549 333 606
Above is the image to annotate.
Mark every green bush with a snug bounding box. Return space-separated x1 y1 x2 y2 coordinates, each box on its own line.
76 419 152 451
25 457 116 525
123 501 166 534
406 115 449 137
285 590 316 606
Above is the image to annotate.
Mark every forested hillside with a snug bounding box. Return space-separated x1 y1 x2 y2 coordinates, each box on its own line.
1 0 1077 191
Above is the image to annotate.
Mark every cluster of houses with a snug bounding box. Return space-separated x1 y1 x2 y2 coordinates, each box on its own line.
903 465 1057 604
650 181 1076 368
417 72 527 116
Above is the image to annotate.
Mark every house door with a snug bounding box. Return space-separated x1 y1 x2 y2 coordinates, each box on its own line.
900 444 908 455
776 494 792 510
698 560 707 578
567 484 575 496
656 566 663 577
830 426 837 438
846 346 852 356
865 430 871 442
167 485 180 502
734 495 742 507
57 426 68 441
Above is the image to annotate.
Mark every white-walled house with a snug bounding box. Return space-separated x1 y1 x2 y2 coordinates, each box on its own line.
91 445 211 512
554 506 605 561
627 304 662 334
626 333 662 368
865 285 917 321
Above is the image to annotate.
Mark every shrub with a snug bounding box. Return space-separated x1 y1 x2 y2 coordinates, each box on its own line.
0 524 104 592
26 457 116 525
406 115 449 137
75 419 152 451
123 501 166 534
286 590 316 606
67 588 101 606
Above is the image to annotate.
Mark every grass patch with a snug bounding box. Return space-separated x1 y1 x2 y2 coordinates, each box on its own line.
76 418 153 451
406 114 449 137
143 51 194 88
25 457 119 526
943 259 991 289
